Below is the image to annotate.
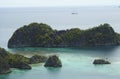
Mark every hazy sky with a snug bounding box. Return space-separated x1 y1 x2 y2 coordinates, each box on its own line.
0 0 120 7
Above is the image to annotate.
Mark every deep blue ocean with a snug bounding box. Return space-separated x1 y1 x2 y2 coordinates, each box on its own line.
0 6 120 79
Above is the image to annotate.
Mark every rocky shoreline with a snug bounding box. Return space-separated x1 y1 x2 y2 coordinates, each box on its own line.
0 47 62 74
0 47 112 74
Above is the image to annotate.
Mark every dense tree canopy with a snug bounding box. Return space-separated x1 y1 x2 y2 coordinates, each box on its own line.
8 23 120 48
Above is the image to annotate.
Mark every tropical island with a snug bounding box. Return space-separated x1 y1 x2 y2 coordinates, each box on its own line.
8 23 120 48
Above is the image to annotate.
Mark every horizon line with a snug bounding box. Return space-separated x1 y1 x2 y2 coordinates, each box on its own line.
0 5 119 8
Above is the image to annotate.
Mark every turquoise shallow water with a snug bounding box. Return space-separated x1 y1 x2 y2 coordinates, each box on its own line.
0 47 120 79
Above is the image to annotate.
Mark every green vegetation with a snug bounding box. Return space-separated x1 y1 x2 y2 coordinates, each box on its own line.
29 55 47 64
6 54 30 67
8 23 120 48
0 47 62 74
0 47 49 73
8 23 54 47
0 47 30 68
0 48 11 74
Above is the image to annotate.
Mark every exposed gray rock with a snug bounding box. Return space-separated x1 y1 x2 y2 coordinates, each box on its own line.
93 59 111 64
11 62 32 70
44 55 62 67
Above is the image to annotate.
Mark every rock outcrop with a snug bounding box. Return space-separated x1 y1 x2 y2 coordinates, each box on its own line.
30 55 47 64
44 55 62 67
0 57 11 74
11 62 31 70
93 59 111 64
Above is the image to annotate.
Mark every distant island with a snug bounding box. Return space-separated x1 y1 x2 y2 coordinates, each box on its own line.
8 23 120 48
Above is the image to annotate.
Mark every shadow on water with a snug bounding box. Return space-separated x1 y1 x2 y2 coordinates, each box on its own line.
45 67 61 74
8 46 119 52
71 46 119 53
70 46 119 52
7 46 120 59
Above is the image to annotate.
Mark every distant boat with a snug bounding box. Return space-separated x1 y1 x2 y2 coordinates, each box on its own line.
71 13 78 15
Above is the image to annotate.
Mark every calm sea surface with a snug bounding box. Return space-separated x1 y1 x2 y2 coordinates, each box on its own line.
0 6 120 79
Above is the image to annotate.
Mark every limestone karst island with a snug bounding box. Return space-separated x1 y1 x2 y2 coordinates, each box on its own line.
8 23 120 48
